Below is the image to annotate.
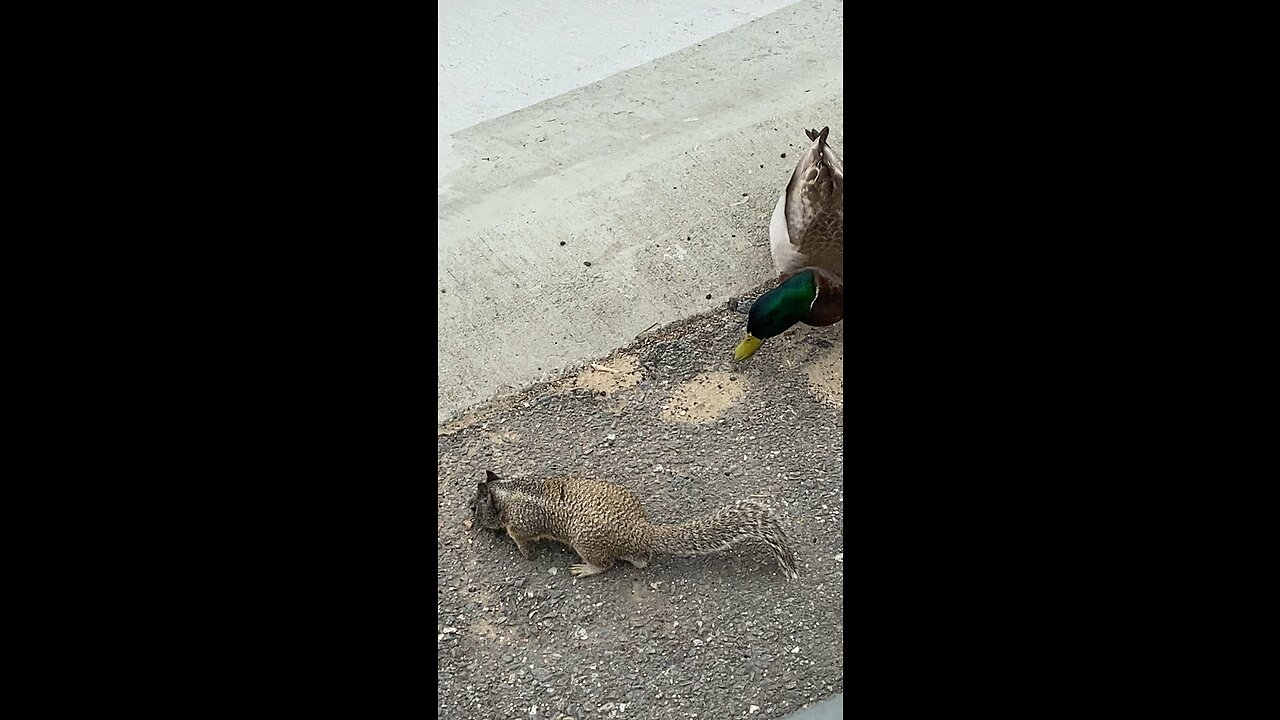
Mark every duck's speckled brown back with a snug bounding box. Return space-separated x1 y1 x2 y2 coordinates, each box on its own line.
772 126 844 284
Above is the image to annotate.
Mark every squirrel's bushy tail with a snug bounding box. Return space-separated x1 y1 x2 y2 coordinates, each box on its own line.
649 500 798 579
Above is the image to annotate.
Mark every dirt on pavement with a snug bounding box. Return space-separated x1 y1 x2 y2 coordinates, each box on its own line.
437 291 844 720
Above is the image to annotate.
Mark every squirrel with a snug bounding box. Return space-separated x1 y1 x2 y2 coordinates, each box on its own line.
468 470 798 579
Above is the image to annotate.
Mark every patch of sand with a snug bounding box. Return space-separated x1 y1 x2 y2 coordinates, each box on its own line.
768 325 843 409
484 429 523 445
570 355 642 395
439 412 482 436
803 344 843 408
660 370 746 423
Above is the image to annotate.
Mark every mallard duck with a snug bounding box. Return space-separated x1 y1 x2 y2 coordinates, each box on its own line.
734 126 844 361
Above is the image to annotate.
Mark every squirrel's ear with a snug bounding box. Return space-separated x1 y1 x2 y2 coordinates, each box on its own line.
485 470 501 482
476 482 489 497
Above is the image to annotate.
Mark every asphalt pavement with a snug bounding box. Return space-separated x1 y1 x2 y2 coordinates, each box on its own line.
437 293 844 720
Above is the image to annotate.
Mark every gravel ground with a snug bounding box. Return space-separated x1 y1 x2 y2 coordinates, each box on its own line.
438 289 844 720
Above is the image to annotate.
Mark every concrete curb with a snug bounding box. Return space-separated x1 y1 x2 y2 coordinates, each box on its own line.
782 693 843 719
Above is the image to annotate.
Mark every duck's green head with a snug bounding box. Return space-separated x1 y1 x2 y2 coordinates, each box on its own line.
733 270 818 361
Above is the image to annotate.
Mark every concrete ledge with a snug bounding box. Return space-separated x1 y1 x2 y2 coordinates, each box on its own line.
782 694 843 719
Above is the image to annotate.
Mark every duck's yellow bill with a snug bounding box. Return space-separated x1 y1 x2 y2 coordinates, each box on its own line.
734 334 763 361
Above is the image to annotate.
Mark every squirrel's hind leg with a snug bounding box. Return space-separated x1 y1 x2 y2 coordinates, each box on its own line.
568 544 616 577
569 562 607 577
